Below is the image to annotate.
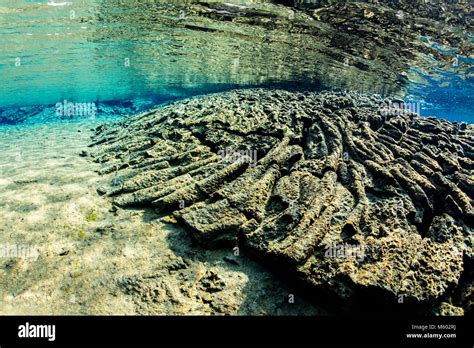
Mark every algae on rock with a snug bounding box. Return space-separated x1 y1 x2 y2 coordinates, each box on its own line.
89 89 473 315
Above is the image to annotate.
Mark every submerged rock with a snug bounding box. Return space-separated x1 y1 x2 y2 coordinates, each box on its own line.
89 89 473 315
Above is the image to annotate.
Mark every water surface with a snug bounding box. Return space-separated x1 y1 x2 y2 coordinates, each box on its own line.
0 0 472 122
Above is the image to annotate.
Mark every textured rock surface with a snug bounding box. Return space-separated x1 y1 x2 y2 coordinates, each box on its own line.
89 89 473 315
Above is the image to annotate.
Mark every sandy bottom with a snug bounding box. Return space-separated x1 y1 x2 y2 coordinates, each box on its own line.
0 120 322 315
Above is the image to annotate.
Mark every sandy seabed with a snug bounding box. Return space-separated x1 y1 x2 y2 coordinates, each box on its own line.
0 120 321 315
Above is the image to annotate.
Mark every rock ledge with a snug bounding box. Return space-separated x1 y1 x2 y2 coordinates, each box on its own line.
89 89 473 315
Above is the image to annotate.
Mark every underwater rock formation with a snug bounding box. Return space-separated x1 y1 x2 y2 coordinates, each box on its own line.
89 89 473 315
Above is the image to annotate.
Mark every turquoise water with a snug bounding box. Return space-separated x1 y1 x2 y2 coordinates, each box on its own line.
405 35 474 123
0 0 472 123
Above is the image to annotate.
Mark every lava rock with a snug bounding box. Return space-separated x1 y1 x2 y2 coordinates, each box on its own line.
90 89 473 315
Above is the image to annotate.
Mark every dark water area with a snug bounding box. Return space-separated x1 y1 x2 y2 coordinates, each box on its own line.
0 0 472 124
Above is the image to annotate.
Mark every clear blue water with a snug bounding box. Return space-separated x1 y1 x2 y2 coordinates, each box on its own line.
0 0 472 124
404 36 474 123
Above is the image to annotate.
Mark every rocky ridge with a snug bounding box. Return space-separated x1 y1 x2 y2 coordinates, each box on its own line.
88 89 473 315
